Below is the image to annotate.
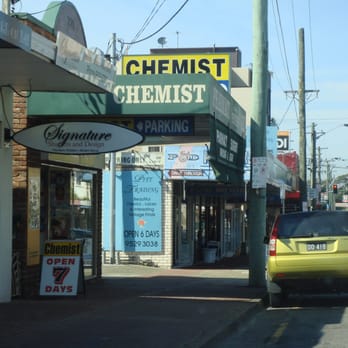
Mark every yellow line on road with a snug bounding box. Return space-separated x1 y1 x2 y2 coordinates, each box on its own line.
269 322 288 344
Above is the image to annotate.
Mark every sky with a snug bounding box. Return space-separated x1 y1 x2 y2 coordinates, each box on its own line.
12 0 348 177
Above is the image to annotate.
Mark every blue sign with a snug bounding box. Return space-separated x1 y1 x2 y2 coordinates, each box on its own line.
164 145 215 180
135 117 194 136
116 170 162 252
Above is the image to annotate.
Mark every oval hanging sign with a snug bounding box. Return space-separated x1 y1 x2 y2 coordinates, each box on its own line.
12 122 144 154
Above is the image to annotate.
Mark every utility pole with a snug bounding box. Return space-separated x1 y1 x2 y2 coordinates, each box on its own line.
318 146 322 191
326 160 334 210
285 29 319 211
310 122 317 208
248 0 267 287
2 0 10 14
298 28 307 209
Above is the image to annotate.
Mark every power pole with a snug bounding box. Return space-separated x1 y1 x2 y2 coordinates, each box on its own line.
298 28 307 209
248 0 267 287
2 0 10 14
310 122 317 209
285 28 319 210
318 146 327 189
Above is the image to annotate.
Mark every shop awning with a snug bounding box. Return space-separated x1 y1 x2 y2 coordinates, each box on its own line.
0 12 115 93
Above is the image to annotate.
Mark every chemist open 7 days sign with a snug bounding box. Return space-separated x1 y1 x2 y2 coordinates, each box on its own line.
39 240 83 296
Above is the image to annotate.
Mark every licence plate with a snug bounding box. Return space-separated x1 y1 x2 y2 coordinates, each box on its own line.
307 242 327 251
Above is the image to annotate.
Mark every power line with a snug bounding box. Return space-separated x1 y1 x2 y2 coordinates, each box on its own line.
19 0 67 16
307 0 318 90
120 0 189 46
272 0 295 94
125 0 167 53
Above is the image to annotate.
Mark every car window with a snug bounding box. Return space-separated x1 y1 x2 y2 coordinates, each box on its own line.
277 212 348 238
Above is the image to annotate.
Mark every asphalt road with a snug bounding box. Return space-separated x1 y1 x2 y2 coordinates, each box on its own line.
0 264 266 348
206 293 348 348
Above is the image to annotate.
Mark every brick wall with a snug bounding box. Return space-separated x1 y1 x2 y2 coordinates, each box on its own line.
12 95 38 297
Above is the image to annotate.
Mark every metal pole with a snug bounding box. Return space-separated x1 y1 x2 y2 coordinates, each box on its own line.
248 0 268 287
109 33 117 264
109 153 115 264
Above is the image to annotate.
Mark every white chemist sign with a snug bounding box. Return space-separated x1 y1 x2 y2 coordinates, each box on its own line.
13 122 143 155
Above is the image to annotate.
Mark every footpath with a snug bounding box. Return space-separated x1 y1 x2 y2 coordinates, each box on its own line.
0 257 267 348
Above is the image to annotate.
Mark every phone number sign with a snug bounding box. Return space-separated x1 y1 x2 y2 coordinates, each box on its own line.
116 170 162 252
40 241 82 296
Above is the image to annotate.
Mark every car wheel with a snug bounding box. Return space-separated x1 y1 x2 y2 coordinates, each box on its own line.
269 292 283 307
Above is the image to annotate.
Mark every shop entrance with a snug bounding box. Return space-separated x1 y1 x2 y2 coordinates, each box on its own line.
173 182 193 266
193 197 222 263
41 166 98 277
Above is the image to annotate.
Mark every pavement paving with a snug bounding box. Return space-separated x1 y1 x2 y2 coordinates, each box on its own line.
0 257 267 348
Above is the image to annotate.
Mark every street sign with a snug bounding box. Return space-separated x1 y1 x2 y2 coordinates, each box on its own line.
135 117 193 136
252 156 267 188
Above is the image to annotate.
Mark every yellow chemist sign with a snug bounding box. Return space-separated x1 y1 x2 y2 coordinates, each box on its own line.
122 53 231 90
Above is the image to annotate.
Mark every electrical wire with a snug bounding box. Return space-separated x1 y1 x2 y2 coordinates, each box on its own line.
272 0 295 94
307 0 317 91
0 82 32 99
0 82 32 135
277 98 296 127
124 0 167 55
271 0 299 125
120 0 189 46
290 0 298 58
132 0 167 44
0 88 12 130
24 0 67 16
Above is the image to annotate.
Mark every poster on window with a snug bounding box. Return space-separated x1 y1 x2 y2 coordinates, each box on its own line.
116 170 162 252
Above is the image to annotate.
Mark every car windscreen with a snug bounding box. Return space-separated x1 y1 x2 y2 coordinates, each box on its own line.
277 212 348 238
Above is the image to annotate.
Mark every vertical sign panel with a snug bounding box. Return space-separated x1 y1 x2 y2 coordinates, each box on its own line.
116 170 162 252
27 167 40 265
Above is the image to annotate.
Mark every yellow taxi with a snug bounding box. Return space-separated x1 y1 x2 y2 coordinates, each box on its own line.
266 210 348 307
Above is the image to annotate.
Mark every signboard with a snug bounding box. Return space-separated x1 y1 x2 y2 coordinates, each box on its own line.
122 53 231 90
116 170 162 252
112 76 208 111
0 12 31 51
267 126 278 155
27 167 40 266
165 145 215 180
116 151 163 167
277 131 290 151
12 122 143 154
134 117 194 136
56 31 116 93
252 156 268 189
40 240 83 296
209 119 244 170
